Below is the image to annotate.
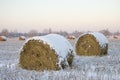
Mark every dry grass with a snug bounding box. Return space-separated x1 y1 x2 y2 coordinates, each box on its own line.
19 40 60 70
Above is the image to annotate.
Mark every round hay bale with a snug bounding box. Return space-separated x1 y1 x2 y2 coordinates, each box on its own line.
67 35 75 40
76 32 108 56
19 36 26 40
0 36 7 41
19 34 74 70
113 35 118 39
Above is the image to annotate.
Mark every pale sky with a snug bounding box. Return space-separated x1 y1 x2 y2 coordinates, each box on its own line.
0 0 120 33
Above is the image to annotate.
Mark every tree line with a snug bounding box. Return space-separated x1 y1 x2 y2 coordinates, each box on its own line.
0 28 120 38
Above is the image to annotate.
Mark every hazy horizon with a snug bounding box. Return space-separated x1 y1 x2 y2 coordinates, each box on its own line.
0 0 120 33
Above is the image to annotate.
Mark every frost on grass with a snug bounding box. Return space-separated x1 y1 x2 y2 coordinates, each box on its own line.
19 34 74 70
0 36 120 80
76 32 108 56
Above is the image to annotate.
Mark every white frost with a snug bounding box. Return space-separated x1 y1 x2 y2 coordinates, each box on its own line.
89 32 108 45
0 38 120 80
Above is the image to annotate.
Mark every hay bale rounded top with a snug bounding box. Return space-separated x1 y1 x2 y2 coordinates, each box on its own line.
19 36 26 40
0 36 7 41
20 34 74 70
76 32 108 56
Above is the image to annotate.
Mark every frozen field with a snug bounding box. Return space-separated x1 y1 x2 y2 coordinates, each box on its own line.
0 39 120 80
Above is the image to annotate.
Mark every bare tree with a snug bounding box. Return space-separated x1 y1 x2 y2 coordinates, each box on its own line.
1 29 9 37
28 30 38 37
72 30 83 37
99 29 112 36
114 31 120 36
48 28 52 33
58 30 68 37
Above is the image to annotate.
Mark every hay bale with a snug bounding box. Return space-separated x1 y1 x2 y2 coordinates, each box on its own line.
19 34 74 70
67 35 75 40
19 36 26 40
76 32 108 56
113 35 118 39
0 36 7 41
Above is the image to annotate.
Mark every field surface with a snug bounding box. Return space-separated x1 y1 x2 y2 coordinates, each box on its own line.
0 39 120 80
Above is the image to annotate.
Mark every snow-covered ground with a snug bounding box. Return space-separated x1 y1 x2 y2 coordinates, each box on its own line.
0 39 120 80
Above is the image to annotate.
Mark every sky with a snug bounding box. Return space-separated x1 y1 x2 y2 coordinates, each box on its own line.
0 0 120 33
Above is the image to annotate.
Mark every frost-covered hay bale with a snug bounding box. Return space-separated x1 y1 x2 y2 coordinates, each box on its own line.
19 34 74 70
19 36 26 40
0 36 7 41
76 32 108 56
67 35 75 40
